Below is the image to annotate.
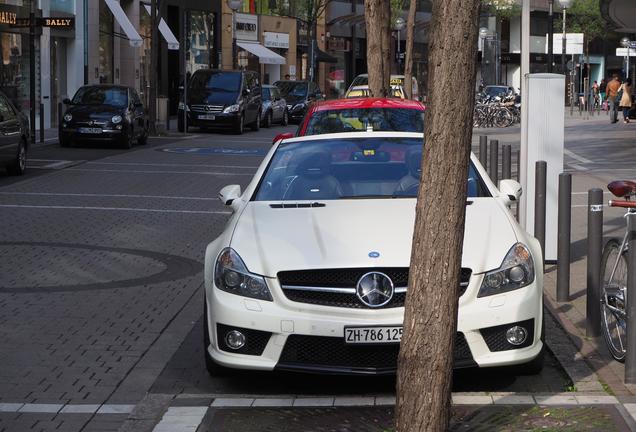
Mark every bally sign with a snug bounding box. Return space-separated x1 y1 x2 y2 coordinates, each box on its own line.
41 17 74 28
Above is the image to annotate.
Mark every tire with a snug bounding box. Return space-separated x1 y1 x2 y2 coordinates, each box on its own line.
281 109 289 126
203 300 231 377
122 127 133 149
601 238 628 362
7 140 26 176
251 112 261 131
234 115 244 135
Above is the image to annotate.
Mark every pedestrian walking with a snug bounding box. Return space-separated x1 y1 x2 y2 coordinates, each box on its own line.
606 75 622 123
600 78 607 104
620 78 633 124
592 80 600 110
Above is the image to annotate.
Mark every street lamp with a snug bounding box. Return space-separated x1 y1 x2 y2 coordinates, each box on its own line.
227 0 242 69
559 0 572 111
394 17 405 74
479 27 489 86
621 36 631 81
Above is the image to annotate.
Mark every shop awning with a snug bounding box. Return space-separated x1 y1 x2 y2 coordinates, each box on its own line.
315 47 337 64
104 0 143 47
237 41 286 65
143 4 179 50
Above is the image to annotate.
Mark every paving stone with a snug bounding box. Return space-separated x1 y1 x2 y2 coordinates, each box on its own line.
210 398 254 407
0 403 23 412
375 396 397 406
293 397 334 407
60 404 101 413
333 396 375 406
535 394 579 405
17 403 63 413
575 395 619 405
452 395 493 405
492 395 535 405
252 398 294 407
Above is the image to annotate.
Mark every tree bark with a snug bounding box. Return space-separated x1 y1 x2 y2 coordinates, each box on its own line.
364 0 391 97
404 0 416 99
395 1 480 431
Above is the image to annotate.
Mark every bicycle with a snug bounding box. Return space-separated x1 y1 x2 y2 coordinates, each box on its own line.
600 180 636 362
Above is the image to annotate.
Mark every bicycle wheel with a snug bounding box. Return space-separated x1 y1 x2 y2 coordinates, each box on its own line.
600 238 628 362
494 108 513 128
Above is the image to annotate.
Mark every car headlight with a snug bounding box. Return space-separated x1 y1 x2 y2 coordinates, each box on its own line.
477 243 535 298
223 104 240 114
178 102 190 112
292 103 306 112
63 113 72 122
111 115 123 124
214 248 272 301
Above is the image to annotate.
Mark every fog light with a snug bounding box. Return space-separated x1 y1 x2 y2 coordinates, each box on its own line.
225 330 246 350
505 326 527 346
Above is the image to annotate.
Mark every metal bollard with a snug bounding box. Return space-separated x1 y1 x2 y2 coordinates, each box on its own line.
502 144 511 180
557 173 572 302
534 161 547 267
479 135 488 170
625 214 636 383
489 139 499 185
39 103 44 143
166 101 170 131
586 188 603 338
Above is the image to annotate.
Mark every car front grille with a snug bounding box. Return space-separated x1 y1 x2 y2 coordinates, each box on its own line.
191 104 224 113
278 268 472 309
75 121 108 127
277 332 475 374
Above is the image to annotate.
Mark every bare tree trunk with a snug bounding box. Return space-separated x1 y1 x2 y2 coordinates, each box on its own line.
404 0 416 99
364 0 390 97
395 0 480 431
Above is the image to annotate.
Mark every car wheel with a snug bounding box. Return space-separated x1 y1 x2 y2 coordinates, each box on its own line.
251 112 261 131
235 115 244 135
122 127 133 149
7 140 27 176
281 110 289 126
203 300 231 377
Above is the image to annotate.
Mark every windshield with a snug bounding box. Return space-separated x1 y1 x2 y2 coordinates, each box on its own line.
72 87 128 107
305 108 424 134
350 76 368 87
190 71 241 92
484 86 509 98
254 137 487 201
276 82 307 98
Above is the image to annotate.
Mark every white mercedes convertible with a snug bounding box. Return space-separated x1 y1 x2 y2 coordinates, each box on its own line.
203 132 544 375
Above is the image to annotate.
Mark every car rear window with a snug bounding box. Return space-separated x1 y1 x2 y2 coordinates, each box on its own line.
253 137 488 201
305 108 424 135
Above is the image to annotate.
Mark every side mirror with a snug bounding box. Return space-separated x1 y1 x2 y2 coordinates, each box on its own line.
499 179 522 205
219 184 242 206
272 132 294 145
63 98 72 105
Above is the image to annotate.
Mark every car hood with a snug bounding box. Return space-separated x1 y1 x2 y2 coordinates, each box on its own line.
188 90 238 106
66 105 125 120
230 198 518 277
284 95 307 105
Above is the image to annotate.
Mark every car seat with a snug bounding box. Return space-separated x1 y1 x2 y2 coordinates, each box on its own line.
394 147 422 195
285 152 343 200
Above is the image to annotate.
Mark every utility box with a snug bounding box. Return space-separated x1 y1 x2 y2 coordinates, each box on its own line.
524 73 565 262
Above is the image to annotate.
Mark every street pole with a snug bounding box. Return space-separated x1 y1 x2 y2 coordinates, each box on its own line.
548 0 554 73
519 0 530 229
149 0 158 135
29 0 35 145
397 28 401 75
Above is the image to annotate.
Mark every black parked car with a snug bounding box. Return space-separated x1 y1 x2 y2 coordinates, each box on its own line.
59 85 148 149
0 91 29 176
273 80 324 123
178 69 262 134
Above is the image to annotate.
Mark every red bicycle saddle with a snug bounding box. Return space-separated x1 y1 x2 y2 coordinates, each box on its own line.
608 180 636 198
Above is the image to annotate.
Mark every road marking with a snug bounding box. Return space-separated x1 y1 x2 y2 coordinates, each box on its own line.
0 403 134 414
66 168 252 176
0 191 219 201
152 407 208 432
0 204 231 215
28 159 84 169
564 149 594 164
86 161 258 169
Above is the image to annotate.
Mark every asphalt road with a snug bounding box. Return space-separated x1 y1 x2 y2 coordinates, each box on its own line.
0 118 613 432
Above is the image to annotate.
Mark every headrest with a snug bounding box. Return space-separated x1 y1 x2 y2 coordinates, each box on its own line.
297 152 332 178
405 147 422 178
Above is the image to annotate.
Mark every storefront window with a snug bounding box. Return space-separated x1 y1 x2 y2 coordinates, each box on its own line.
186 10 214 74
0 31 32 113
99 0 114 83
50 0 74 14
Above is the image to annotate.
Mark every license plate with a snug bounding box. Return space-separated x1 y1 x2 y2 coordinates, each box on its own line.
78 127 102 134
344 326 403 344
199 114 215 120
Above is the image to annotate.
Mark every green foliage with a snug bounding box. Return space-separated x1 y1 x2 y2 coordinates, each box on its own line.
269 0 331 25
482 0 521 19
555 0 606 42
391 0 407 21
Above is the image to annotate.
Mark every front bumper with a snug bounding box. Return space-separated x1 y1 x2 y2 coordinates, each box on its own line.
205 273 543 375
59 127 124 143
180 110 241 129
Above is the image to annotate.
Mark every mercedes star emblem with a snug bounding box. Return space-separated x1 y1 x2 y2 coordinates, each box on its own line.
356 272 394 308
